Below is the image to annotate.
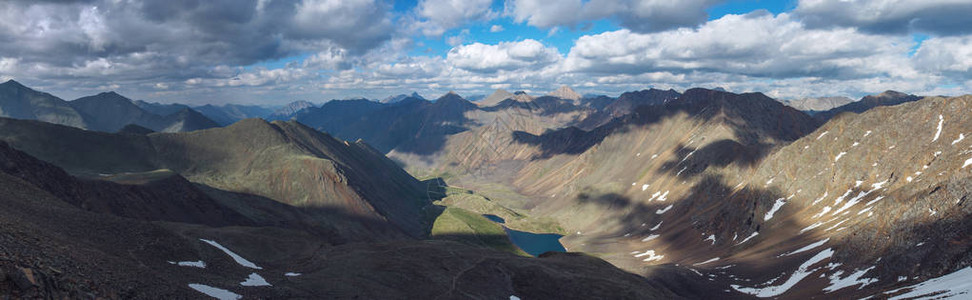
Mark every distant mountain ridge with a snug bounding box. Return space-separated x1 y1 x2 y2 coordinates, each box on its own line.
782 96 854 112
0 80 87 128
547 85 583 103
0 80 219 133
812 90 921 123
382 92 425 104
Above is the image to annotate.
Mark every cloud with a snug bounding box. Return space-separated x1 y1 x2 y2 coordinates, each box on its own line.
413 0 495 36
490 24 504 32
505 0 718 32
795 0 972 35
912 36 972 79
447 39 562 73
562 12 914 80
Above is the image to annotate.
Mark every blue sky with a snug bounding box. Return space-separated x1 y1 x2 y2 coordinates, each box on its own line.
0 0 969 105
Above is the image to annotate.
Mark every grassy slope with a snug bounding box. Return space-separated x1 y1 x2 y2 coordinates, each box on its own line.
430 206 528 256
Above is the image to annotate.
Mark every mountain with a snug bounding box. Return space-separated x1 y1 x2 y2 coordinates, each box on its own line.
512 90 535 102
0 80 86 128
478 88 514 107
268 100 315 120
0 125 723 299
782 96 854 112
69 92 219 133
134 100 192 116
578 88 681 129
812 90 921 123
548 85 583 103
193 103 274 126
382 92 424 104
158 108 221 132
392 87 972 298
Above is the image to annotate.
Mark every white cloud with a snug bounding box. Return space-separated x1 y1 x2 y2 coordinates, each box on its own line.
415 0 494 36
913 36 972 77
506 0 717 32
447 39 562 73
490 24 504 32
563 12 914 80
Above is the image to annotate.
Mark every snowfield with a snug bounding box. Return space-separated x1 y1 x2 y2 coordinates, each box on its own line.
200 239 262 269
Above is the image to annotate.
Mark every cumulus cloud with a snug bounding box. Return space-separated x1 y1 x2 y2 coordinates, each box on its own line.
796 0 972 35
0 0 394 97
913 36 972 79
563 12 914 80
413 0 495 36
506 0 718 32
490 24 504 32
447 39 562 73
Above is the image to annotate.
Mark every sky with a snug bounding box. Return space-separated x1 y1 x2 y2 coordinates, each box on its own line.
0 0 971 105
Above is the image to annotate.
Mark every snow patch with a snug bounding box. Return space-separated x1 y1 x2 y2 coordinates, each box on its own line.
188 284 241 300
641 184 649 191
764 198 786 221
200 239 262 270
963 157 972 168
642 234 660 242
812 206 832 219
736 232 759 245
676 166 688 176
240 273 271 287
780 238 830 257
694 257 720 266
865 196 885 207
649 222 662 231
886 267 972 299
169 260 206 268
705 235 717 245
285 272 302 277
656 204 674 214
732 248 834 298
648 191 662 201
634 250 664 262
812 192 829 206
832 191 873 216
932 114 943 142
952 134 965 145
824 267 877 293
834 152 847 162
817 131 829 140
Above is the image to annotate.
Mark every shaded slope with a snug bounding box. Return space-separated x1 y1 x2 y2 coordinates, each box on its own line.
70 92 220 133
812 91 921 123
0 118 732 299
0 80 86 128
578 88 681 129
70 91 167 132
0 116 431 238
194 103 274 126
150 118 432 237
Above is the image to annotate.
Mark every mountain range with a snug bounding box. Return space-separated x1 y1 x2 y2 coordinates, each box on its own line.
0 80 968 299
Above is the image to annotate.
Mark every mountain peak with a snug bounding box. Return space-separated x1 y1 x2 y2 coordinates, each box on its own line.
548 85 582 101
381 92 425 104
2 79 24 87
875 90 908 98
477 89 514 106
